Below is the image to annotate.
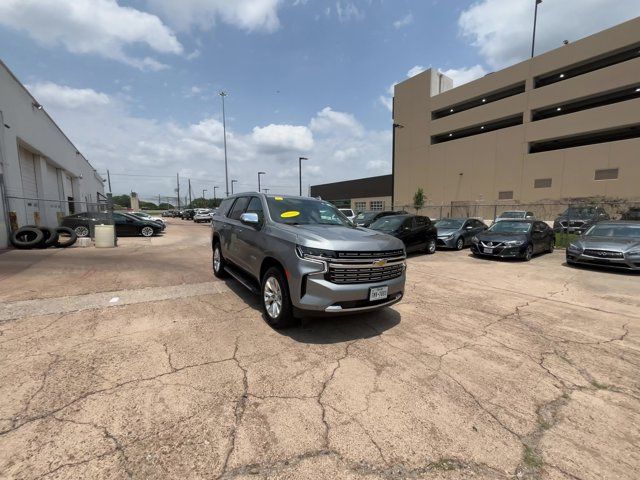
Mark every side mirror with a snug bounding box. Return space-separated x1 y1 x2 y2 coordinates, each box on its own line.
240 212 260 226
465 225 474 230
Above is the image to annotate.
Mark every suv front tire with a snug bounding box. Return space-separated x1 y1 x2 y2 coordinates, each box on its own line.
261 267 295 328
212 242 228 278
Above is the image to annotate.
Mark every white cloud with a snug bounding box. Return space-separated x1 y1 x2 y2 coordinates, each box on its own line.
27 82 111 109
309 107 364 137
459 0 640 69
440 65 487 87
0 0 183 71
146 0 283 32
251 124 314 153
407 65 426 78
335 2 364 22
393 13 413 29
30 83 390 197
186 49 201 60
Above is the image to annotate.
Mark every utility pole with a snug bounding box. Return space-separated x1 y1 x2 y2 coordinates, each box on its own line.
188 179 192 205
231 179 238 194
176 173 181 210
107 169 112 193
213 186 218 200
158 194 161 207
531 0 542 58
220 91 229 196
258 171 265 193
202 189 207 199
298 157 308 196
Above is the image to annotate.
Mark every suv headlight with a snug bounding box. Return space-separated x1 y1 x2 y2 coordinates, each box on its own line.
296 245 336 260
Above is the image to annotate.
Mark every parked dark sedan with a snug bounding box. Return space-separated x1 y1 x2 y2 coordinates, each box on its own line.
553 206 609 234
435 218 487 249
566 221 640 271
369 214 438 254
355 210 406 227
181 209 196 220
471 219 554 261
61 212 163 238
621 208 640 221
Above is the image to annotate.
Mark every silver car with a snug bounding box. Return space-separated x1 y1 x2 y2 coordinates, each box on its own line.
211 194 407 327
435 218 487 249
566 221 640 271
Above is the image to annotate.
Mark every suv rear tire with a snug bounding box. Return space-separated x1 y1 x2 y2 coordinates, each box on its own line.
261 267 295 328
425 238 436 255
212 242 228 279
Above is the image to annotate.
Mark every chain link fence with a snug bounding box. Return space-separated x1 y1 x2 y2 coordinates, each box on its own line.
391 200 640 229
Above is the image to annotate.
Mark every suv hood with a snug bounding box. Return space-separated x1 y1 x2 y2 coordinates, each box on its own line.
277 224 405 251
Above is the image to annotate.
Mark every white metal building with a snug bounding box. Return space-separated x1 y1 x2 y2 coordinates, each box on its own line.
0 59 104 249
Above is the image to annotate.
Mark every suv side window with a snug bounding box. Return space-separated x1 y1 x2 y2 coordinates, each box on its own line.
413 216 427 228
218 198 235 217
228 197 251 221
246 197 264 223
402 217 413 230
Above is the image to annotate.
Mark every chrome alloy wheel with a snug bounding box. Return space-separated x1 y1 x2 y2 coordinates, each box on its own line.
141 226 154 237
75 225 89 237
263 276 283 319
213 246 221 272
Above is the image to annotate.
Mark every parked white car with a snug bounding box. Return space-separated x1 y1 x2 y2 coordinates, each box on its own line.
130 211 165 227
339 208 356 221
194 209 214 223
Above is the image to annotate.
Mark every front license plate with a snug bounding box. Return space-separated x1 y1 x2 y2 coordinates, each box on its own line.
483 247 494 254
369 286 388 301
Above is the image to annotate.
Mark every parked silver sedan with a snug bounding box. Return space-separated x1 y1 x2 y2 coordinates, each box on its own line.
566 221 640 271
435 218 487 250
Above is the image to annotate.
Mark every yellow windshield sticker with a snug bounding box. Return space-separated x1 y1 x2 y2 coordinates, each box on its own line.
281 211 300 218
274 196 283 201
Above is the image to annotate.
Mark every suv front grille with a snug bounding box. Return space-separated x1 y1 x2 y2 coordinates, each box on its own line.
327 263 404 284
336 249 404 260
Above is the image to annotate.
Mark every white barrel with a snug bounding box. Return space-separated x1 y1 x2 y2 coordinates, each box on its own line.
94 224 116 248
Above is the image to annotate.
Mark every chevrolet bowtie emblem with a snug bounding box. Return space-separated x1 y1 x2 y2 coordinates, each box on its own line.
373 259 387 267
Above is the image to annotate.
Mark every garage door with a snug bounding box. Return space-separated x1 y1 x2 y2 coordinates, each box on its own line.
18 147 39 224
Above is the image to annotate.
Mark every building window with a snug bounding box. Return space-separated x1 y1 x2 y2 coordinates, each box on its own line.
594 168 619 180
432 82 525 120
534 178 552 188
370 200 384 211
498 191 514 200
354 201 366 211
431 115 523 144
529 125 640 153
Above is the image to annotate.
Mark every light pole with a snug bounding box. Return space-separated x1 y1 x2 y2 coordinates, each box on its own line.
298 157 308 196
220 91 230 196
391 123 404 209
258 171 266 192
531 0 542 58
202 189 207 199
231 179 238 194
213 186 218 201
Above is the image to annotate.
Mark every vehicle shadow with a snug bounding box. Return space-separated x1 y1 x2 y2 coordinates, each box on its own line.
221 277 402 345
563 261 640 276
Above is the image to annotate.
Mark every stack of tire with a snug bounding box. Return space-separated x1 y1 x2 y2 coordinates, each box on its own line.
10 226 78 250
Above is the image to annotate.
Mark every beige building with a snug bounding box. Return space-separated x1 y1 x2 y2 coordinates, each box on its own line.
392 17 640 210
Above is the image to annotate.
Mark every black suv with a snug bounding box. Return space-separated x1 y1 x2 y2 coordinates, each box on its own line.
553 206 610 234
368 214 438 254
354 210 406 227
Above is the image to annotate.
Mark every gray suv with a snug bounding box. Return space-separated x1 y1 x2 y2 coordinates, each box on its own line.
211 194 406 327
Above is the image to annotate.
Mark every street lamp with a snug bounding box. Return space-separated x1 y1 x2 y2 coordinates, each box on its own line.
202 189 207 199
231 179 238 194
298 157 308 196
220 91 230 196
213 186 219 200
391 123 404 208
258 171 266 192
531 0 542 58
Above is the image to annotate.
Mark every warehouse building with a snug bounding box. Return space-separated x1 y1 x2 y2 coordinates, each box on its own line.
310 174 392 212
0 60 104 249
392 17 640 209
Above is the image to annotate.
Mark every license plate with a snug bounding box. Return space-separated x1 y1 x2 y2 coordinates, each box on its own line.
483 247 494 254
369 286 388 301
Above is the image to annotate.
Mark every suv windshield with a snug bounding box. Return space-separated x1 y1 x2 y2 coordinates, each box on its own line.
266 197 351 226
370 216 405 232
488 221 532 234
435 219 464 229
585 224 640 238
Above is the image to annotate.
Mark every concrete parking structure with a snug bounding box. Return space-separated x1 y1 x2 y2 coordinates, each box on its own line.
0 219 638 479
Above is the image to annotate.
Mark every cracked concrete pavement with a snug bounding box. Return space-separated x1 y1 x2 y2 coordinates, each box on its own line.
0 218 638 479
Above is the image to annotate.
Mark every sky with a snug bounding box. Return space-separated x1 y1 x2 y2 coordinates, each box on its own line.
0 0 638 202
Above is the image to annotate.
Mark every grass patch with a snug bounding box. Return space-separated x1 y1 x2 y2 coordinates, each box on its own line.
429 459 460 471
590 380 610 390
523 446 543 469
554 232 580 249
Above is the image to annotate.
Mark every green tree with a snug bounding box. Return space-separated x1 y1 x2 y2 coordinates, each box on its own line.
413 188 425 213
158 202 175 210
139 201 158 210
112 194 131 208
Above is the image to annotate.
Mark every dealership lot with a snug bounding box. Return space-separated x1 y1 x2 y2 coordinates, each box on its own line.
0 219 638 479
